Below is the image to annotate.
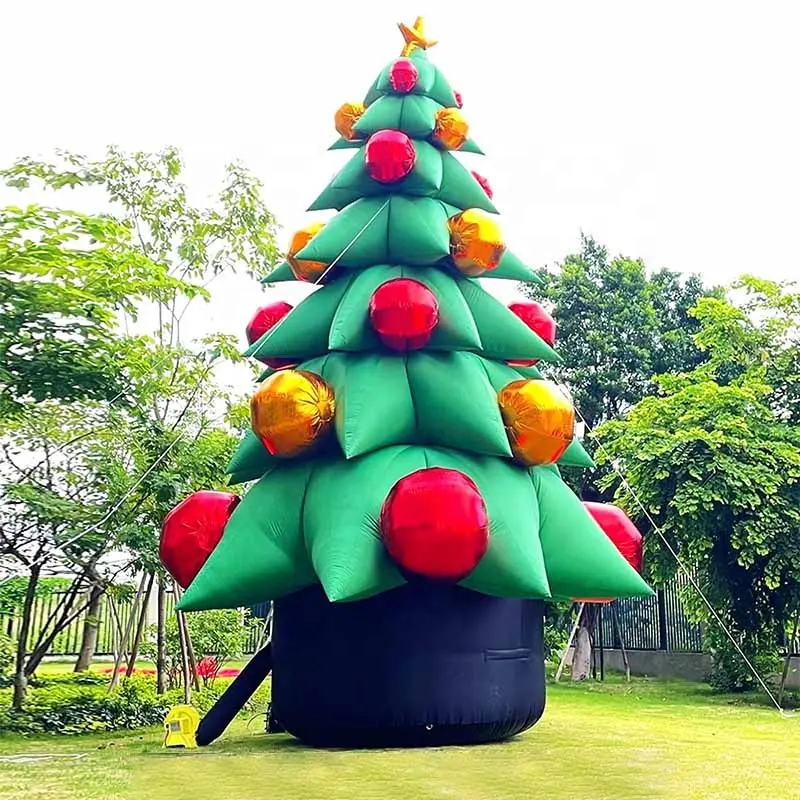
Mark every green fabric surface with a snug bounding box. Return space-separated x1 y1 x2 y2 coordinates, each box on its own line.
512 364 545 380
225 430 277 479
427 61 459 107
483 249 543 283
353 95 443 139
244 277 354 360
474 357 531 392
459 138 485 155
178 464 318 611
437 152 498 212
302 449 411 602
458 279 559 362
329 138 363 151
332 354 417 459
260 260 295 284
309 351 511 459
558 437 595 468
404 351 512 457
532 466 654 600
295 196 450 268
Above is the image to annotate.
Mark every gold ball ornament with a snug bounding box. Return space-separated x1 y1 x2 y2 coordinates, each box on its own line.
334 102 365 141
433 108 469 150
287 222 328 283
448 209 506 276
498 379 575 466
250 369 336 458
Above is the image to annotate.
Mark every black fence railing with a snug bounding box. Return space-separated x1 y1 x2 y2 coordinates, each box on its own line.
1 590 176 657
597 572 704 652
9 575 798 660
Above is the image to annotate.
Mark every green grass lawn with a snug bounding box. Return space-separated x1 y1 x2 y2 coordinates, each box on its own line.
0 677 796 800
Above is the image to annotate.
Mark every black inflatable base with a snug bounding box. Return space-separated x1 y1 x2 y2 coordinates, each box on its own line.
270 582 546 749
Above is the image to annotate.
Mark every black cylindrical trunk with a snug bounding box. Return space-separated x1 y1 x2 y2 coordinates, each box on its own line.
271 582 546 748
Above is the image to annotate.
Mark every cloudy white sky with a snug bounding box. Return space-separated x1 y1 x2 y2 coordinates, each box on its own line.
2 1 799 390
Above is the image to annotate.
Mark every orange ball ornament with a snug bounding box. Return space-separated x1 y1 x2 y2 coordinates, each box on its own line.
448 209 506 277
433 108 469 150
334 102 365 140
250 369 335 458
287 222 328 283
497 379 575 466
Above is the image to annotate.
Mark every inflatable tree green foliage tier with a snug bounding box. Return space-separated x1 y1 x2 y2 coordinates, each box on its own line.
178 18 653 613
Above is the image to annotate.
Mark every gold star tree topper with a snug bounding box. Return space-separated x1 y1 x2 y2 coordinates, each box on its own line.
398 17 437 57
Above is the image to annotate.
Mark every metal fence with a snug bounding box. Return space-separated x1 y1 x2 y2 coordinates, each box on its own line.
12 575 800 660
1 589 272 660
599 572 705 652
1 590 175 658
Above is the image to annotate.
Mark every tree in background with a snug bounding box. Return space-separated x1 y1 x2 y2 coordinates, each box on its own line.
525 234 720 498
0 204 183 419
0 404 141 706
1 148 279 700
597 277 800 690
524 235 721 676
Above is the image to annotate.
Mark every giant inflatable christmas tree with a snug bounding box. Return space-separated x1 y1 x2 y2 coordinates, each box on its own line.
162 18 653 748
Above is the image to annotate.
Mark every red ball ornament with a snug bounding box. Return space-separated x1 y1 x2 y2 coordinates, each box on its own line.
471 171 493 199
368 278 439 351
379 467 489 581
245 302 296 369
453 90 463 108
507 301 557 367
389 58 418 93
160 491 240 589
584 502 643 574
364 130 416 184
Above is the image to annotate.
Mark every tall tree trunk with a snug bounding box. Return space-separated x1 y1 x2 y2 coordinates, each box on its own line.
156 575 167 694
173 585 200 691
74 583 104 672
13 565 40 711
572 603 599 681
186 630 201 692
108 574 148 692
176 608 192 704
125 573 154 678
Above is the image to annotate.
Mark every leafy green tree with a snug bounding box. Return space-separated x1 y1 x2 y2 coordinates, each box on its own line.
1 147 279 695
0 205 182 419
528 234 719 431
597 277 800 690
0 403 142 707
525 234 720 502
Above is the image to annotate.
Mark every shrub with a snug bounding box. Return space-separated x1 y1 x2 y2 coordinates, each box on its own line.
141 608 257 689
30 671 107 687
0 670 270 735
543 601 572 665
0 676 171 735
705 626 783 693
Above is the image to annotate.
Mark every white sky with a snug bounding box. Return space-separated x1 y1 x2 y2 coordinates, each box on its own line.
2 1 799 393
